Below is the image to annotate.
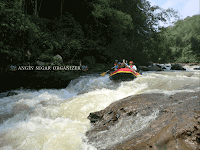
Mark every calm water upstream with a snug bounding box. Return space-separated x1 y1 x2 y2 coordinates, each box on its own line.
0 65 199 150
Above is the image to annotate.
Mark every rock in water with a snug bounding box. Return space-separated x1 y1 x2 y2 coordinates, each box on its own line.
194 67 200 70
138 66 149 71
148 65 162 71
171 63 186 70
138 64 162 71
86 92 200 150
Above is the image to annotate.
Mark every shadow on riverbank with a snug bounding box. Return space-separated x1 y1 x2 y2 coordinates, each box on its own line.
0 69 104 93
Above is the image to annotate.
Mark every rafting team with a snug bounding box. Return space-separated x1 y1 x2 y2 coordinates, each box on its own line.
114 59 137 71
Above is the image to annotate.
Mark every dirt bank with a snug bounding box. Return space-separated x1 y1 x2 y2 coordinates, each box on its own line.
86 91 200 150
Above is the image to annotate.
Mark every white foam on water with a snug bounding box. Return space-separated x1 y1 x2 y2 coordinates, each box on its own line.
0 75 148 150
0 88 85 149
0 89 77 116
59 81 148 122
134 71 200 92
0 117 88 150
0 146 14 150
143 89 197 96
183 65 200 72
66 74 121 94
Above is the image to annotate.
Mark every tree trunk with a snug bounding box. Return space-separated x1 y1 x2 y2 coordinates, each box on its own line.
35 0 37 16
60 0 64 20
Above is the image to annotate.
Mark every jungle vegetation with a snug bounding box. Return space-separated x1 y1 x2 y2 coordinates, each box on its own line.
158 15 200 63
0 0 199 74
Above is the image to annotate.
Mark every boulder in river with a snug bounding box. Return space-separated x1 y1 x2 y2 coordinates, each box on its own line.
138 66 149 71
171 63 186 70
86 91 200 150
148 64 162 71
194 67 200 70
138 64 162 71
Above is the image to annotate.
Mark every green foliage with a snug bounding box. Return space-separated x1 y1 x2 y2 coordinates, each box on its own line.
157 14 200 63
85 0 180 65
39 54 53 62
0 0 189 73
82 56 96 68
52 55 63 65
0 0 42 63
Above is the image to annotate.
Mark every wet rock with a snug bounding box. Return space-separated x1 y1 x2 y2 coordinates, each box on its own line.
138 66 149 71
189 63 199 66
88 112 103 123
194 67 200 70
148 65 162 71
171 63 186 70
138 64 162 71
148 61 154 67
86 91 200 150
6 91 18 97
159 64 172 70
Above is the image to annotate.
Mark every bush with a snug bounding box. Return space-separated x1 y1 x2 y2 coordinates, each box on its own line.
51 55 63 66
38 54 53 62
82 56 96 68
176 55 198 63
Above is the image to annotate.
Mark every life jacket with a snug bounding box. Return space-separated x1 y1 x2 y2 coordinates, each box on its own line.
130 65 135 70
114 63 118 69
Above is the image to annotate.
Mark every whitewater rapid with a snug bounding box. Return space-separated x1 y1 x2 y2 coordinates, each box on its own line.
0 66 199 150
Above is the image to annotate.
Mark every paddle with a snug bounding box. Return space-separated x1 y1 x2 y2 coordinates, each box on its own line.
124 63 141 76
101 67 114 76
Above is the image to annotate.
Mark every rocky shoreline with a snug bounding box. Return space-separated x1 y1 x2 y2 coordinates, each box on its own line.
86 91 200 150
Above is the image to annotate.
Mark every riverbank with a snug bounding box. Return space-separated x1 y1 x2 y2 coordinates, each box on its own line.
0 68 104 93
1 62 199 93
86 91 200 150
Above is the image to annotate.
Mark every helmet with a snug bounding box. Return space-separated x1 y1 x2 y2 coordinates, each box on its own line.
129 61 133 64
115 60 118 62
118 62 121 64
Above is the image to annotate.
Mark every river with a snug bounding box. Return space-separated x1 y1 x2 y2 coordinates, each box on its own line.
0 65 199 150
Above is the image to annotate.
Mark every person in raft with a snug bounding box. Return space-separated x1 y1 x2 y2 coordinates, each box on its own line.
125 60 129 68
114 60 119 70
118 62 122 69
120 59 126 68
129 61 137 71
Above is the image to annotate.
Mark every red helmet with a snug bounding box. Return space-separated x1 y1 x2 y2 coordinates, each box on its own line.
129 61 133 64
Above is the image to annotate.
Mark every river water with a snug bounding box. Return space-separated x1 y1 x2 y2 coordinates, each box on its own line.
0 65 199 150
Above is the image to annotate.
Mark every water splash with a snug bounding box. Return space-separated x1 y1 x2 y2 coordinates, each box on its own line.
66 74 121 94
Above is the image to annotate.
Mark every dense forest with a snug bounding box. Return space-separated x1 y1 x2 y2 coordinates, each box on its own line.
158 15 200 63
0 0 199 74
